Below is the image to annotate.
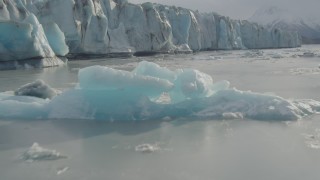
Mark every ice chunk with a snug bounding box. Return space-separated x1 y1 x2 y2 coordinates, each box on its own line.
14 80 58 99
133 61 176 82
302 129 320 149
222 112 244 120
135 143 160 153
0 62 319 121
48 62 320 121
299 52 316 58
78 65 174 98
241 50 264 58
57 166 69 175
0 93 48 119
22 143 67 162
170 69 216 102
133 61 228 102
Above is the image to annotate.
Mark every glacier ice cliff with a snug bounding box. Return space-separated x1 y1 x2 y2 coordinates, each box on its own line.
0 0 68 68
0 61 319 121
0 0 301 63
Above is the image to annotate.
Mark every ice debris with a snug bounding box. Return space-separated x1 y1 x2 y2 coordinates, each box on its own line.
22 143 67 162
135 144 160 153
222 112 244 120
14 80 58 99
57 166 70 175
299 52 316 58
302 129 320 150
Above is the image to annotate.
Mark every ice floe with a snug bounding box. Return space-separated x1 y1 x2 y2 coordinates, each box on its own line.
0 61 319 121
135 144 161 153
22 143 67 162
14 80 59 99
302 129 320 150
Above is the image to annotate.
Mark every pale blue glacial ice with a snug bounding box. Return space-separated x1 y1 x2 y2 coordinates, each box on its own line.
0 0 301 64
0 61 319 121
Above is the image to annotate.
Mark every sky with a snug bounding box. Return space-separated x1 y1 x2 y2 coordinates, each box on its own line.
129 0 320 20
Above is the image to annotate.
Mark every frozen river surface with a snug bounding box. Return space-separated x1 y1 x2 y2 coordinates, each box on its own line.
0 45 320 180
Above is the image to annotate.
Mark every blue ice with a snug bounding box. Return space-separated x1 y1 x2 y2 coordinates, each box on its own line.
0 61 319 121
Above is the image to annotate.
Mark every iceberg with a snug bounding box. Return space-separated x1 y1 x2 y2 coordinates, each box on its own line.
22 142 67 162
0 0 301 64
135 143 161 153
14 80 58 99
0 61 319 121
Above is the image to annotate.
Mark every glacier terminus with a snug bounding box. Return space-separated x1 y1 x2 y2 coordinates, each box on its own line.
0 0 301 67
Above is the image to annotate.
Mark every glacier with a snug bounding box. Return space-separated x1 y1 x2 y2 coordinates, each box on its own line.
0 0 68 66
0 0 301 64
0 61 319 121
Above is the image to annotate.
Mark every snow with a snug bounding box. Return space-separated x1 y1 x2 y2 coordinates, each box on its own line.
0 61 319 121
22 142 67 162
14 80 58 99
249 6 302 26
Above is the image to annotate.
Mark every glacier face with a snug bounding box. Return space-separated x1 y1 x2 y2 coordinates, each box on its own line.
0 0 301 63
0 0 68 68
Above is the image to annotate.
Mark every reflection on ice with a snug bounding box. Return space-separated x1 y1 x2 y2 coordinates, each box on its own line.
0 61 319 121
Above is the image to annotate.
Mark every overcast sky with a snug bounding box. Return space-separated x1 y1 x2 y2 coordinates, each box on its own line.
130 0 320 20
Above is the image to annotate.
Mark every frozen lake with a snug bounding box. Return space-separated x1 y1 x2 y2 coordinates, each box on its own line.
1 45 320 180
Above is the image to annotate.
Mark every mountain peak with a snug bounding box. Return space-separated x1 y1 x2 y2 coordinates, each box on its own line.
249 6 302 26
248 6 320 44
259 6 284 16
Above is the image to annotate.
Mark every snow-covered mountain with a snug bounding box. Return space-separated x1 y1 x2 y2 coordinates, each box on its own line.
0 0 301 65
249 6 320 44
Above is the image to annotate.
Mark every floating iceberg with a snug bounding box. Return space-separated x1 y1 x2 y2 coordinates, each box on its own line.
14 80 58 99
0 61 319 121
22 143 67 162
135 144 160 153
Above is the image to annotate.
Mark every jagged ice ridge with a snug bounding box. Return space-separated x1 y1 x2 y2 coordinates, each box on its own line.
0 61 318 121
0 0 301 64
